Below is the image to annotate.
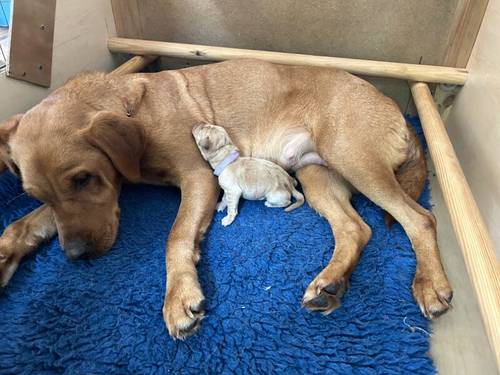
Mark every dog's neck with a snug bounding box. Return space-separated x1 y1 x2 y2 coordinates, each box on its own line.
206 144 238 168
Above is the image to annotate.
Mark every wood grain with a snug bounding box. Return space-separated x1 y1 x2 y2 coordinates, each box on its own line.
108 37 468 85
111 0 144 38
410 81 500 370
443 0 489 67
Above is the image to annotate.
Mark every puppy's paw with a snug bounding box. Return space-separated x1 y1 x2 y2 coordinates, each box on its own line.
163 274 205 340
216 201 227 212
221 215 235 226
412 269 453 319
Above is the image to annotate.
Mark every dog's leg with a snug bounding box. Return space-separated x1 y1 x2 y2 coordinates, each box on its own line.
297 165 372 313
340 163 452 318
163 171 219 339
318 129 453 319
0 204 56 287
221 190 241 226
216 192 228 212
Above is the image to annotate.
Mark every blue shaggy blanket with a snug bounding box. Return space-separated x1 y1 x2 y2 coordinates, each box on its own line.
0 118 434 374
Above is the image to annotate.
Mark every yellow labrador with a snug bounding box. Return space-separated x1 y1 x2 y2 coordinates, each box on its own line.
0 59 452 339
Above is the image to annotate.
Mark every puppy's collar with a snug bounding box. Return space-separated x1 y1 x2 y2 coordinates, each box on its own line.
213 150 240 176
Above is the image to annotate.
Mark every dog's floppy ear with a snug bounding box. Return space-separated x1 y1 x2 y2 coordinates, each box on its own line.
0 114 23 174
82 111 145 183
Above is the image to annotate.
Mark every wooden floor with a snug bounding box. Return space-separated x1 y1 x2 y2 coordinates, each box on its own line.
429 168 498 374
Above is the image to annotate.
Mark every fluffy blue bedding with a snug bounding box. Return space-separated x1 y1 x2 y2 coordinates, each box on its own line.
0 118 434 374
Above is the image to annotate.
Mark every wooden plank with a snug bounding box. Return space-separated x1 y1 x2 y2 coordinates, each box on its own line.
443 0 489 68
110 55 157 75
110 0 143 38
410 81 500 370
7 0 56 87
108 37 469 85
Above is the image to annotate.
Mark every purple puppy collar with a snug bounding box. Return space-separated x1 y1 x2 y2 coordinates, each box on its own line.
213 151 240 176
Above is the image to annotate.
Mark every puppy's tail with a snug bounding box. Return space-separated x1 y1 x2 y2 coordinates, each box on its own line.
385 122 427 227
285 179 305 212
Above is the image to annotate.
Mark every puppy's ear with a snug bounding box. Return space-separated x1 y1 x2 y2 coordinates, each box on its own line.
82 111 145 182
0 114 23 174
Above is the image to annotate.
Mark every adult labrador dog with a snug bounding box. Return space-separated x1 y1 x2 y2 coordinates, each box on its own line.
0 59 452 339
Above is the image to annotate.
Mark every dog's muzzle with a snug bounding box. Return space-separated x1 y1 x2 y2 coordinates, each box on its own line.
63 238 95 260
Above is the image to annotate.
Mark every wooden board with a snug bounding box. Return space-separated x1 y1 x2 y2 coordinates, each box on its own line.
443 0 489 67
110 55 157 75
7 0 56 87
108 37 468 85
111 0 143 39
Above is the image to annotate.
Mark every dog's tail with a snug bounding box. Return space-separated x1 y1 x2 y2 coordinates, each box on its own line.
285 178 305 212
385 122 427 227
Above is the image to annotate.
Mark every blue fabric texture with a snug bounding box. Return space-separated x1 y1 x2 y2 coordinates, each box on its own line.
0 117 435 374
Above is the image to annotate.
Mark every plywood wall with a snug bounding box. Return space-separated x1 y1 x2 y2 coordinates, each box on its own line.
113 0 464 110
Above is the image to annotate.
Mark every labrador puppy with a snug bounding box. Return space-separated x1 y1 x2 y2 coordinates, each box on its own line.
192 123 305 226
0 59 452 339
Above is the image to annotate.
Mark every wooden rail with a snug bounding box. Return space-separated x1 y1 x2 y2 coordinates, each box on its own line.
410 81 500 368
110 55 158 75
108 37 468 85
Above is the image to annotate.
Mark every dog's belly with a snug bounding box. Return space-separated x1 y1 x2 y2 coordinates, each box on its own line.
251 127 326 171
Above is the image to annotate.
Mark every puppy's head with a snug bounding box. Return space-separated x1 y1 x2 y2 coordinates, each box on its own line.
0 73 146 259
192 123 232 162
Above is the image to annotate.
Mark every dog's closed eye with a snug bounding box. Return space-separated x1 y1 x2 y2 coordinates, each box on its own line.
72 172 93 190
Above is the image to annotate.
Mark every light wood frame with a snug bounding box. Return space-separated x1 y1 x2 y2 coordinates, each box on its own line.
108 39 499 368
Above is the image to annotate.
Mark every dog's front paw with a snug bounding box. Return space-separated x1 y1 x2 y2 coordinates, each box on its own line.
221 215 235 226
216 201 227 212
163 274 206 340
0 238 21 287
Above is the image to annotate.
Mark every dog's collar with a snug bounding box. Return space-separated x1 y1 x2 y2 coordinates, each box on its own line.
213 150 240 176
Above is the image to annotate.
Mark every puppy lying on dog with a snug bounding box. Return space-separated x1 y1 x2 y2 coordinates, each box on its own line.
193 123 314 226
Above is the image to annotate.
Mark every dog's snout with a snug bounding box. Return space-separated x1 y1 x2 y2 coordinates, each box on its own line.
63 239 93 260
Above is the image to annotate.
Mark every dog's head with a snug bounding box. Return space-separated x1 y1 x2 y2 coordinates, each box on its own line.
0 73 147 259
192 123 233 163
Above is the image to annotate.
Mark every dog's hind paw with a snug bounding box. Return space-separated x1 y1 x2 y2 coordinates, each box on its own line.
301 269 348 315
412 268 453 319
0 240 20 288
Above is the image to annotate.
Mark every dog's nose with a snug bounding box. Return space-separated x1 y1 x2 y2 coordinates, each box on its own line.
63 239 92 260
